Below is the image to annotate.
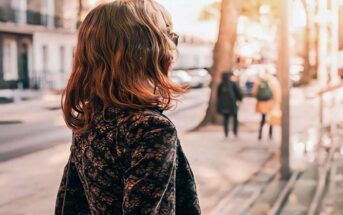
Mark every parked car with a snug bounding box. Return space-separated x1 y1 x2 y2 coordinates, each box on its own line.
170 70 192 87
186 68 212 88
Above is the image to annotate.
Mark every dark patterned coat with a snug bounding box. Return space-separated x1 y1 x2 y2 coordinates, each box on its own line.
55 107 201 215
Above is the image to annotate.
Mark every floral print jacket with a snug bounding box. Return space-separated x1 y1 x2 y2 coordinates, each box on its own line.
55 107 201 215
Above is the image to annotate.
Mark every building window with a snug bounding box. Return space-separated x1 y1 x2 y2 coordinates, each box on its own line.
60 45 65 73
3 39 18 81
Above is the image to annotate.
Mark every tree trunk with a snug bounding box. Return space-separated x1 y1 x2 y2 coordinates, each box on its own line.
195 0 239 129
311 2 320 79
300 0 311 85
77 0 84 27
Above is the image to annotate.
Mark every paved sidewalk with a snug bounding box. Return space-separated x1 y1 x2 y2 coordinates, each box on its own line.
0 143 70 215
168 100 277 214
0 90 275 215
0 90 60 116
2 85 338 214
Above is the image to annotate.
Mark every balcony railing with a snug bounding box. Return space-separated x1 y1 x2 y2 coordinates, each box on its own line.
0 8 75 29
0 7 17 23
27 10 47 26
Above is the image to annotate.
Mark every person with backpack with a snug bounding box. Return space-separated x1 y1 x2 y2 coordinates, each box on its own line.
217 71 243 138
252 69 281 140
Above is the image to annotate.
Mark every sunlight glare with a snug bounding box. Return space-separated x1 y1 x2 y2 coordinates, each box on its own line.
87 0 98 7
259 4 271 15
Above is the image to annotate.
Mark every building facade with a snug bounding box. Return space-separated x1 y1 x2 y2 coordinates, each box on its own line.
0 0 78 90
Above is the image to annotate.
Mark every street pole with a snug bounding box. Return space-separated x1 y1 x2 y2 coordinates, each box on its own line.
328 0 339 134
317 0 328 149
278 0 291 180
329 0 339 87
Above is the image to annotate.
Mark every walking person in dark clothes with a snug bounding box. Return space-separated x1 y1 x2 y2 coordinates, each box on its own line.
217 72 243 138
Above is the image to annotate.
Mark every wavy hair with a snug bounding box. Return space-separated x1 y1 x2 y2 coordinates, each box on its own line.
62 0 185 132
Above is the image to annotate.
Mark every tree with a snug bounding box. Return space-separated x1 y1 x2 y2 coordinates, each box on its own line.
196 0 240 128
195 0 278 128
299 0 313 84
77 0 84 26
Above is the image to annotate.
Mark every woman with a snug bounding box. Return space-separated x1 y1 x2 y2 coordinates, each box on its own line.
55 1 200 214
252 69 281 140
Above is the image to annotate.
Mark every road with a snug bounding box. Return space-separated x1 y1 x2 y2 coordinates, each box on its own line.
0 88 210 162
0 87 272 215
0 85 342 214
1 85 342 164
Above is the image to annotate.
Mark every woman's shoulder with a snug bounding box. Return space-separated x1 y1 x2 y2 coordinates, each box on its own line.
117 107 176 135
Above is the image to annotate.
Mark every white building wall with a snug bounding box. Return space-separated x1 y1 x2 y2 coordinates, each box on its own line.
62 0 78 31
2 38 18 81
10 0 27 25
46 0 55 29
33 31 76 90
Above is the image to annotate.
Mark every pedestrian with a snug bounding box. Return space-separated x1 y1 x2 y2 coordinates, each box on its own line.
217 72 243 138
55 1 200 215
252 69 281 140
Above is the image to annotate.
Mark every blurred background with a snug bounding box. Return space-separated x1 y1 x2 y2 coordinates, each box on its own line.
0 0 343 214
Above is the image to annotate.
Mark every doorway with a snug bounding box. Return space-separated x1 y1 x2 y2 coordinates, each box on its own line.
18 43 29 89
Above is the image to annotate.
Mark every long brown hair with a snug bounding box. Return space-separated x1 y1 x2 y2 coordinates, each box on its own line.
62 0 185 132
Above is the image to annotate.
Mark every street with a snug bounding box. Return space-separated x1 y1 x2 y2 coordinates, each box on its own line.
1 86 342 214
0 0 342 214
0 85 332 163
0 88 210 162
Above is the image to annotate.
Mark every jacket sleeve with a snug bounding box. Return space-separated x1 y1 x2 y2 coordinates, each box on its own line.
55 158 91 215
271 76 282 108
217 84 222 112
122 115 177 215
233 82 243 101
217 84 222 99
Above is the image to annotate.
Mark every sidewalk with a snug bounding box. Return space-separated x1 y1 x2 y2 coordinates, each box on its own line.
2 84 339 214
0 90 60 116
169 100 278 214
0 89 48 104
0 90 276 215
